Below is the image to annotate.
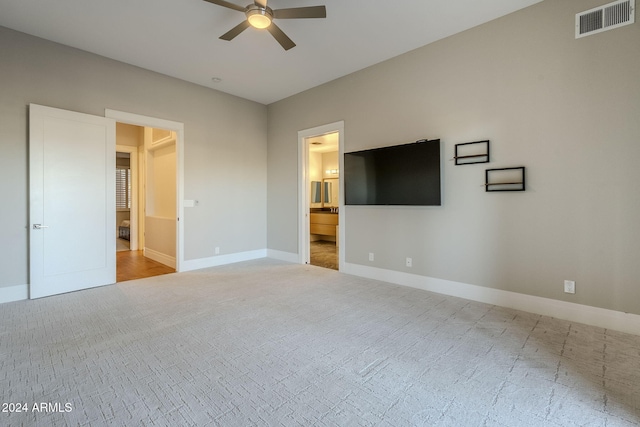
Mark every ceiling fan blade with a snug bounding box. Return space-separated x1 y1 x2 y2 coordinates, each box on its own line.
202 0 246 12
254 0 267 8
219 20 251 41
273 6 326 19
266 22 296 50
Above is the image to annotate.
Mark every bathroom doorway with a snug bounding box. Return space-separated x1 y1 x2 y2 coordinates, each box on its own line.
298 121 345 271
308 133 339 270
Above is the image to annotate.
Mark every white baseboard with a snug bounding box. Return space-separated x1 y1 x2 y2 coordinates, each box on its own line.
144 248 176 269
0 284 29 304
343 262 640 336
266 249 299 263
181 249 267 272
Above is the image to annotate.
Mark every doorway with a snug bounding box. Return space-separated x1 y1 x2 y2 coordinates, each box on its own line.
116 130 138 255
28 104 183 299
298 121 345 271
116 150 131 252
108 109 184 282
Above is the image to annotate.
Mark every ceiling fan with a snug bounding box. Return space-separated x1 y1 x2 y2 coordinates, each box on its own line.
203 0 327 50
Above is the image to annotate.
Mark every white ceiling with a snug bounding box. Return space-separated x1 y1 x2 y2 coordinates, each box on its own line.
0 0 543 105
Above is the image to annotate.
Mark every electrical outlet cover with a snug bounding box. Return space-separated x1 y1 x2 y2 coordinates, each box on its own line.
564 280 576 294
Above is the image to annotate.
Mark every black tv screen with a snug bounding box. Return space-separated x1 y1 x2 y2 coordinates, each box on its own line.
344 139 441 206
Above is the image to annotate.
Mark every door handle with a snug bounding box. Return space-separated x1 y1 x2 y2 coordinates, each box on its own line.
33 224 49 229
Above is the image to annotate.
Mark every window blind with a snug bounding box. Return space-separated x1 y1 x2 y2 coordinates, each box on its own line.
116 167 131 209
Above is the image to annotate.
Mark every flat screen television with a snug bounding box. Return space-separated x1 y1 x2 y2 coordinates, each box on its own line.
344 139 441 206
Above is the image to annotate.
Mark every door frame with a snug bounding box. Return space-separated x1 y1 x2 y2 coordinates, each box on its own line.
298 121 345 270
106 109 185 272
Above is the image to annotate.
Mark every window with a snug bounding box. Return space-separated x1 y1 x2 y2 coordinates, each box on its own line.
116 167 131 209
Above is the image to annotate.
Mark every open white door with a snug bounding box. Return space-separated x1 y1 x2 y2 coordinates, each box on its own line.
29 104 116 299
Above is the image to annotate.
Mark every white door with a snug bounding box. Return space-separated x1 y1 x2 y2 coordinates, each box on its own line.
29 104 116 299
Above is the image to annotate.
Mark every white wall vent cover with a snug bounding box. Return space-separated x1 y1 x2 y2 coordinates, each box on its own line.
576 0 635 38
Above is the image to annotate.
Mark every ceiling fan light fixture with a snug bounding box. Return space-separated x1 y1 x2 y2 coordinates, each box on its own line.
247 8 272 29
205 0 326 50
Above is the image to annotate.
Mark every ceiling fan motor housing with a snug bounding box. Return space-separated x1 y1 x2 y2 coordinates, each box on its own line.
246 4 274 28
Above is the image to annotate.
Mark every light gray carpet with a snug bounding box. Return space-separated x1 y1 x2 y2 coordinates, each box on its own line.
1 259 639 426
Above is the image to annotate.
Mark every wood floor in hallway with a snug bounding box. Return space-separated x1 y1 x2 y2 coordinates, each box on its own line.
116 250 175 282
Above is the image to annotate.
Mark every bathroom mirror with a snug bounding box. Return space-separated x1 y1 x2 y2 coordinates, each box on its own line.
324 178 339 207
312 179 339 207
311 181 322 206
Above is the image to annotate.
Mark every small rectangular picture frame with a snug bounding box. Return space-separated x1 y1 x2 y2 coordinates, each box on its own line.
485 166 525 192
454 140 490 165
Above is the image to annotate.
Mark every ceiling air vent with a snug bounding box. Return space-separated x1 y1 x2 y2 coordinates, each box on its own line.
576 0 635 38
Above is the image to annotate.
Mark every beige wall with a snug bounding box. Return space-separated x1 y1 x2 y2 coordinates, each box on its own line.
267 0 640 315
146 143 176 219
0 25 267 289
145 141 177 263
309 151 322 209
321 152 338 179
116 123 142 147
